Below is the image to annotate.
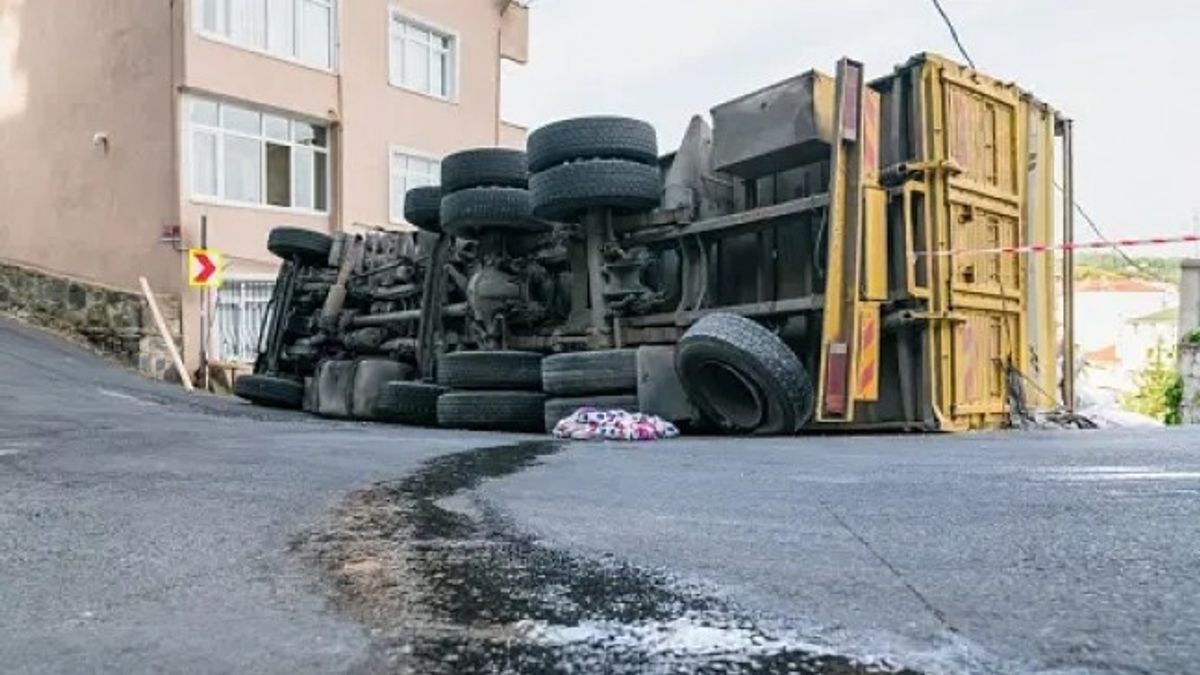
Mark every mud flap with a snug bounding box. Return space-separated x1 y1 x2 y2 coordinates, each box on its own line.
314 360 356 419
636 345 700 425
350 359 412 421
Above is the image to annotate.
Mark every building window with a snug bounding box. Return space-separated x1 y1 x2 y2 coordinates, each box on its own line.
388 13 457 99
215 279 276 363
194 0 336 70
389 150 440 225
189 98 329 213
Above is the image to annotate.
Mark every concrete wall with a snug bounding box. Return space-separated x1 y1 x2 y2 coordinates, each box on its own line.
1181 346 1200 425
1181 260 1200 337
0 0 181 294
1180 262 1200 425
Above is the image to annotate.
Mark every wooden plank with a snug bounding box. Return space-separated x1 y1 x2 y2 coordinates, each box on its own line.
139 276 193 392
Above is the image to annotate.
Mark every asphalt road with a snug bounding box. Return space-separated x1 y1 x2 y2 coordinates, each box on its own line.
0 317 520 674
2 315 1199 674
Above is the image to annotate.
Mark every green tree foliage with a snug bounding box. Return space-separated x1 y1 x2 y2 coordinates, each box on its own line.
1075 253 1183 284
1123 344 1182 425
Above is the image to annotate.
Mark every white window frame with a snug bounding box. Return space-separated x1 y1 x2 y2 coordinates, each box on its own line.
192 0 340 73
387 8 460 102
187 96 331 215
389 146 442 226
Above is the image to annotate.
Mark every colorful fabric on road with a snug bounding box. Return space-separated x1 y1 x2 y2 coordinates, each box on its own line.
552 408 680 441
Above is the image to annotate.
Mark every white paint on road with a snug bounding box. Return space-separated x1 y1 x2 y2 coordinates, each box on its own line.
0 440 37 457
1036 466 1200 482
97 388 159 407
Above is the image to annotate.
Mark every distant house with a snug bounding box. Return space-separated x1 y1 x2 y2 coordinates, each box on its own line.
1125 307 1179 371
1074 277 1178 397
1075 278 1177 354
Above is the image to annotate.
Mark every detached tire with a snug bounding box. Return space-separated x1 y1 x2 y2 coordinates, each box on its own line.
531 159 661 221
441 148 528 194
234 374 305 409
440 187 544 237
544 394 640 433
267 227 333 267
437 351 544 390
528 117 658 173
403 186 443 233
437 391 547 433
542 349 638 396
378 381 448 426
676 313 814 435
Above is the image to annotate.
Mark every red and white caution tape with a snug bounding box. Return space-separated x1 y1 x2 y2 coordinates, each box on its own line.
914 233 1200 258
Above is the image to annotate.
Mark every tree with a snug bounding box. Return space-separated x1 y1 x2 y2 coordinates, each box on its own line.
1123 342 1182 425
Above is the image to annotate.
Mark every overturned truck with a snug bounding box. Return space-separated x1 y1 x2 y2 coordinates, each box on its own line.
236 53 1068 434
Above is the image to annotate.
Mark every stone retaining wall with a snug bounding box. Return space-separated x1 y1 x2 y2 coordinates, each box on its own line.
0 260 182 380
1182 344 1200 425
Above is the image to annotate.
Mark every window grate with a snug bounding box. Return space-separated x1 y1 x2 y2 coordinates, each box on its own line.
215 280 276 364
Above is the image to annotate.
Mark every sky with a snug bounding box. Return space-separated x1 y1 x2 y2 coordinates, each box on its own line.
502 0 1200 257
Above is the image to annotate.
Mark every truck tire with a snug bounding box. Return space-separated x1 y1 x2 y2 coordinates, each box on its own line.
437 350 544 390
234 374 305 409
403 186 443 233
675 313 814 435
268 227 333 267
437 391 547 433
544 394 640 433
530 159 660 221
440 187 544 237
441 148 528 194
378 381 448 426
527 117 658 173
542 349 638 396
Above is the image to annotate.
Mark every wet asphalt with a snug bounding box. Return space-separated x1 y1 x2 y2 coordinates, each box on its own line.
2 315 1199 674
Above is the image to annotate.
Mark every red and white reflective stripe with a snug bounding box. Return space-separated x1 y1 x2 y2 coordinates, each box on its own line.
914 234 1200 258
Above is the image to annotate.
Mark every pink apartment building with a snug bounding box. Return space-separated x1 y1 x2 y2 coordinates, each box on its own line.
0 0 529 370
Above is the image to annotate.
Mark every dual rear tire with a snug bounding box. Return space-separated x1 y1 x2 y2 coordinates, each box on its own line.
435 351 546 432
377 381 448 426
403 186 443 233
437 149 540 238
541 348 641 432
267 227 333 267
527 117 662 222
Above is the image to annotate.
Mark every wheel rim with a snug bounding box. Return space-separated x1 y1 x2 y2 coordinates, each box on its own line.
694 360 765 430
